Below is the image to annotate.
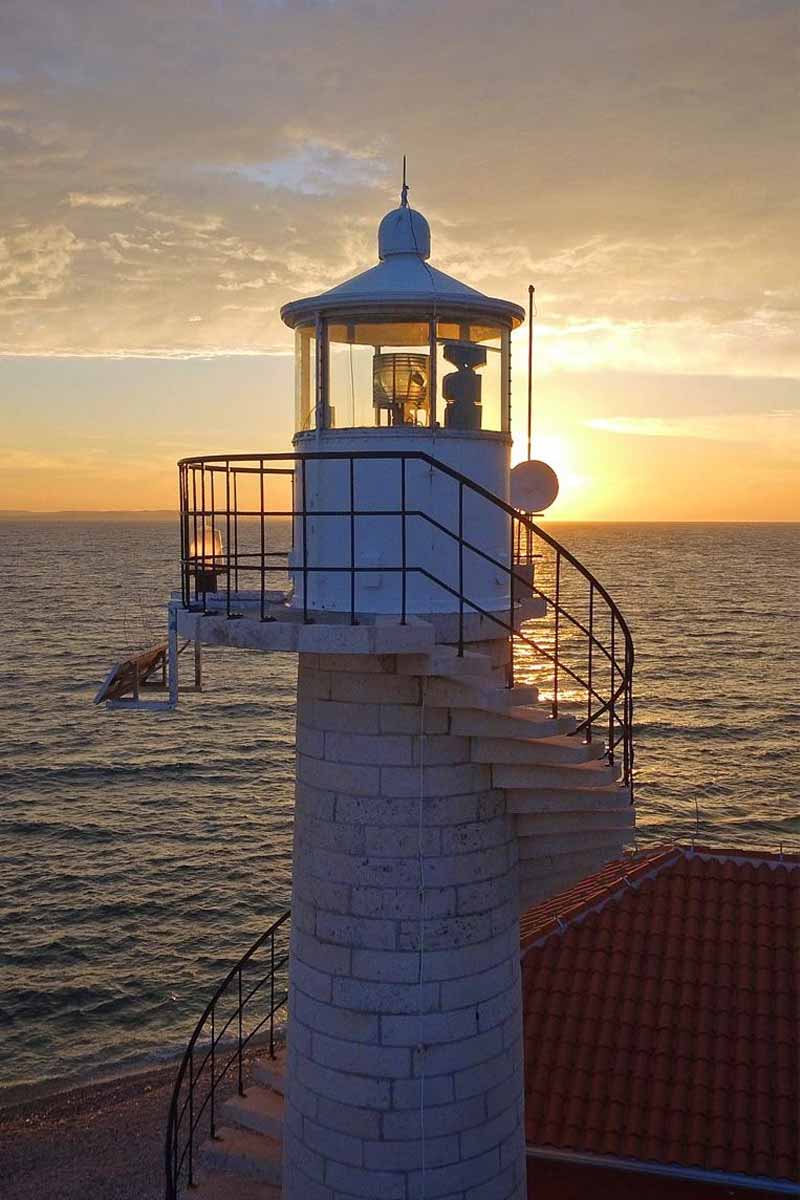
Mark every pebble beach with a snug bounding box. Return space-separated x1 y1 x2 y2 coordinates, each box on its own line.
0 1065 172 1200
0 1050 265 1200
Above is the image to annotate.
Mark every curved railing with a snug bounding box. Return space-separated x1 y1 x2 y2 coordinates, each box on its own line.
164 910 290 1200
512 515 634 790
177 450 633 792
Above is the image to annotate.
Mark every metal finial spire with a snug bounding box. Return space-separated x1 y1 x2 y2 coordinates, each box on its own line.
400 155 409 207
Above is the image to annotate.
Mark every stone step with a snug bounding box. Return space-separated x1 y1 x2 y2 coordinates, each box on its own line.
395 648 494 678
494 758 621 790
509 704 577 727
221 1085 284 1139
451 707 576 740
519 874 580 914
478 638 514 670
252 1050 286 1095
423 676 537 711
519 849 627 913
514 596 547 624
515 806 636 837
199 1126 282 1186
429 598 547 645
505 784 631 814
513 563 535 590
483 664 514 688
518 840 625 884
487 685 540 709
186 1173 281 1200
517 827 631 859
473 734 607 767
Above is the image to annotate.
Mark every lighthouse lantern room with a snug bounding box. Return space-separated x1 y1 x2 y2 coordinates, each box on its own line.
283 193 521 441
280 187 525 617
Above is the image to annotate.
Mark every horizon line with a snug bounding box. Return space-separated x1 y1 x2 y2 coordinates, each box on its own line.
1 510 798 525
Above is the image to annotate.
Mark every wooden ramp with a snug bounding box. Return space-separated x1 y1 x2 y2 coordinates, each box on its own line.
94 643 168 705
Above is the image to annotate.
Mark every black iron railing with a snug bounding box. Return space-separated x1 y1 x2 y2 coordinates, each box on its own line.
177 451 634 793
164 910 290 1200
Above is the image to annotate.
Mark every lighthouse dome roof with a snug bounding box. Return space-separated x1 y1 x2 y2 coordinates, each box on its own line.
280 192 524 330
377 204 431 260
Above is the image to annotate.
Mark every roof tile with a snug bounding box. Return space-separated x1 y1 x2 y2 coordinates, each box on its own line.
521 844 799 1184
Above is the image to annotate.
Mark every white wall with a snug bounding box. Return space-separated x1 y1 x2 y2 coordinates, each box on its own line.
289 427 511 616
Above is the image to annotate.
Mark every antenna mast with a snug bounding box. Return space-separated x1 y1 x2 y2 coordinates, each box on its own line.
400 154 409 207
526 284 535 462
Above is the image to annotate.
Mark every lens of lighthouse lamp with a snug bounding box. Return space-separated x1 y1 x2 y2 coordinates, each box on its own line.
372 352 430 426
189 524 224 592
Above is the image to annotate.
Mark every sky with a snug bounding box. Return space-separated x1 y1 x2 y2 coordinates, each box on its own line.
1 0 798 519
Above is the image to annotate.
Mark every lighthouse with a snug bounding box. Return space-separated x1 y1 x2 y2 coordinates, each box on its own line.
279 189 530 1200
155 179 635 1200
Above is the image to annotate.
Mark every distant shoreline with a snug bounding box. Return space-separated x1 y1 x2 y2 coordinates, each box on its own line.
1 511 797 524
0 510 177 520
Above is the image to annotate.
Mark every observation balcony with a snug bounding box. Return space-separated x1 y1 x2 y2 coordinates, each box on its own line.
172 448 634 794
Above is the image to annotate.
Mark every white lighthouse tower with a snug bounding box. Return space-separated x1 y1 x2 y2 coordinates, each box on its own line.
151 179 635 1200
279 189 530 1200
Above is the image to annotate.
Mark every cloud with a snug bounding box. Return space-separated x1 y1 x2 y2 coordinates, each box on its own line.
67 191 141 208
0 223 78 303
1 448 66 470
230 141 390 196
586 410 800 448
216 275 267 291
0 0 796 367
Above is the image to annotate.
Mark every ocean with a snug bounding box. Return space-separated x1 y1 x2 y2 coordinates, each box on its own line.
1 520 798 1098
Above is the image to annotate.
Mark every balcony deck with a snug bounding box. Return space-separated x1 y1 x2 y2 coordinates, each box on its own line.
172 591 547 655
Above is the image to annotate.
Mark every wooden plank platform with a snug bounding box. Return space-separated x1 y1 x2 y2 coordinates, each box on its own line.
94 643 168 705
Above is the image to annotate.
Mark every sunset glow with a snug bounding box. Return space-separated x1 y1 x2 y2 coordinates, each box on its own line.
1 1 797 519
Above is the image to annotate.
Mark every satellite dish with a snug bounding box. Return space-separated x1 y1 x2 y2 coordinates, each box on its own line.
511 460 560 512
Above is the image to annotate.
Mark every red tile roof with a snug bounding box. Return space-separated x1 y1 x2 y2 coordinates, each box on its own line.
520 845 799 1184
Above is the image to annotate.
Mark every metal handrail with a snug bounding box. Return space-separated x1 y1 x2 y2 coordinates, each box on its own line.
164 909 290 1200
177 449 634 792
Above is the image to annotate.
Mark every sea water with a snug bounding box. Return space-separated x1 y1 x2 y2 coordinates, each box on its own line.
1 520 798 1094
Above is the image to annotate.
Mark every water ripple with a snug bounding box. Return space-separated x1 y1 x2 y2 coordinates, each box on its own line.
1 519 798 1093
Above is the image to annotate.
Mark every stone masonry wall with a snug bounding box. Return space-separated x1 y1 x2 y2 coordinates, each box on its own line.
283 650 526 1200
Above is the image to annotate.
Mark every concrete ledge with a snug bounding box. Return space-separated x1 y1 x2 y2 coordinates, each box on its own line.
175 607 437 655
173 597 546 656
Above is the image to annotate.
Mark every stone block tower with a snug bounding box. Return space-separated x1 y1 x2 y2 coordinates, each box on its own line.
285 648 527 1199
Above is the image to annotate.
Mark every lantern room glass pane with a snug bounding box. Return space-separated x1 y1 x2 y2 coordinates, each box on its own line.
327 320 432 429
435 321 507 433
295 324 317 432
